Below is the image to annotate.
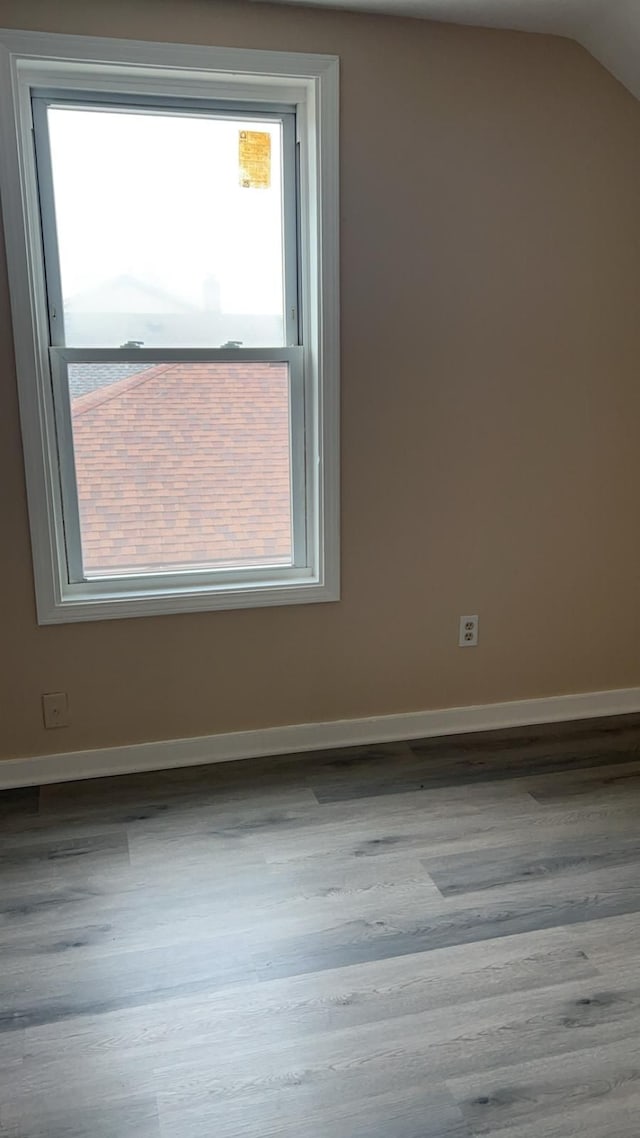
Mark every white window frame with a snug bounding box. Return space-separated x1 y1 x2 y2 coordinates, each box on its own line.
0 29 340 624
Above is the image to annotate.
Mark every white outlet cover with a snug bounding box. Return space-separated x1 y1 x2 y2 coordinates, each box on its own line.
458 614 479 647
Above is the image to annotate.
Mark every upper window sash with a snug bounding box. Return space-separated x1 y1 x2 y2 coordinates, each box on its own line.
31 90 300 351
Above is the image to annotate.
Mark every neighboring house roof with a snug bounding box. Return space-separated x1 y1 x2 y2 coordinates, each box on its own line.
65 275 284 348
65 310 284 350
67 274 199 314
68 362 154 399
70 361 291 575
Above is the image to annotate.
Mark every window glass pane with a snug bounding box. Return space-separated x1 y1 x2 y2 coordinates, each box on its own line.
46 106 286 347
68 360 292 575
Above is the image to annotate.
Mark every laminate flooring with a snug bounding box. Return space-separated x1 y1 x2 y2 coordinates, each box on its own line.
3 714 640 1136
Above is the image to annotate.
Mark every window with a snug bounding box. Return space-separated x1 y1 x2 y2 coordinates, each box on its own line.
0 32 339 622
39 98 303 583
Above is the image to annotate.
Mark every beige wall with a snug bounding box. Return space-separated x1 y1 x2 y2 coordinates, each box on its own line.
1 0 640 761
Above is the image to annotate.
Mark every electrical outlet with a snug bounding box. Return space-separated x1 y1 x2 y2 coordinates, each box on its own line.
459 615 479 647
42 691 70 729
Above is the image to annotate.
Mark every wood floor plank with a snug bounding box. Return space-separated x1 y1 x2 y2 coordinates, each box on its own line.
566 911 640 978
249 872 640 981
21 933 596 1062
0 831 130 890
35 780 319 831
526 758 640 805
0 852 439 970
0 935 258 1031
0 1094 160 1138
446 1035 640 1136
0 786 39 822
246 797 545 867
312 727 640 803
408 712 640 759
157 1080 470 1138
0 1030 25 1073
424 832 640 897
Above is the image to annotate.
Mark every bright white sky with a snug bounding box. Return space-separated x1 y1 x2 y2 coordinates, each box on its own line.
47 107 284 318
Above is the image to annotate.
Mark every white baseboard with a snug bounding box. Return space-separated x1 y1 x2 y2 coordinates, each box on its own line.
2 685 640 790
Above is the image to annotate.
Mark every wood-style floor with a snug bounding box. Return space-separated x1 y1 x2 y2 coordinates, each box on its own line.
3 716 640 1136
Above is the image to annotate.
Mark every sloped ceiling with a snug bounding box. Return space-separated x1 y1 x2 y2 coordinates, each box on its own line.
264 0 640 100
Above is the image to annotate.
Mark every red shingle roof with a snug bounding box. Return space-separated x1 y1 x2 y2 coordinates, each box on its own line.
71 361 291 575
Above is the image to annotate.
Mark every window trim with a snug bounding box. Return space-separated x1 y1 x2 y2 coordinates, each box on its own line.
0 30 340 623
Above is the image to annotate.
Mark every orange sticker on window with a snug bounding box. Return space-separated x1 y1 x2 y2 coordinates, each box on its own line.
239 130 271 189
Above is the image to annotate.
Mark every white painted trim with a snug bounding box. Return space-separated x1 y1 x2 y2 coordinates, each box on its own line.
0 28 338 79
0 30 340 624
2 686 640 790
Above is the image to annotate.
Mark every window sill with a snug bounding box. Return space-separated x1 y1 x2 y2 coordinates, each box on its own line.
38 574 339 624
